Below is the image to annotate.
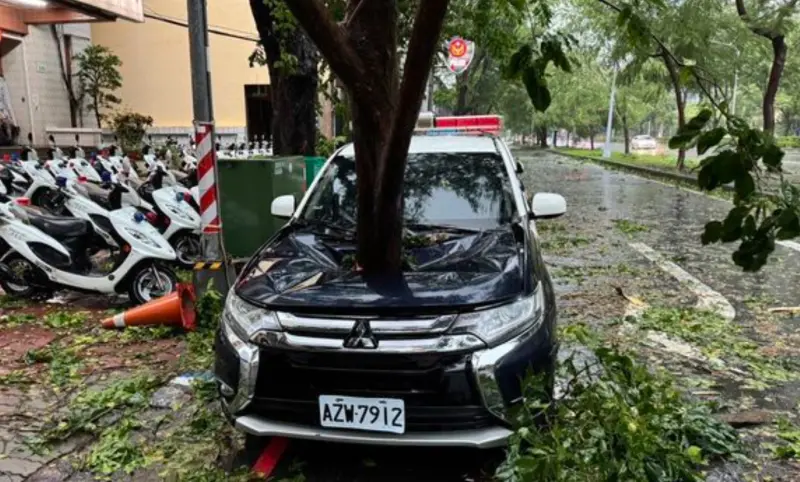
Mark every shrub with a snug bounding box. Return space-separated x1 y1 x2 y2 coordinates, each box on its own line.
497 333 740 482
110 111 153 152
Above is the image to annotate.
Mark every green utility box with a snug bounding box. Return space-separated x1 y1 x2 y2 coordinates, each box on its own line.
216 156 305 260
304 156 326 188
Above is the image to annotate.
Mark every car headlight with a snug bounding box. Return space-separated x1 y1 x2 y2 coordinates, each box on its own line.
450 281 545 347
223 291 281 342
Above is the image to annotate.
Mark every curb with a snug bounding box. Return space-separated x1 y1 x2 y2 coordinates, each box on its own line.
545 149 736 194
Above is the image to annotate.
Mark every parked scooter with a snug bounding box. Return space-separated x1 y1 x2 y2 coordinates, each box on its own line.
0 192 177 304
137 167 201 267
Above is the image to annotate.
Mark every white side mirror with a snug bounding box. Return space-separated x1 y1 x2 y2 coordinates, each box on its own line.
531 193 566 219
271 194 295 219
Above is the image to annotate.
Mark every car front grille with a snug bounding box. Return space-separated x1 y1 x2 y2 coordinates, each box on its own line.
248 350 498 432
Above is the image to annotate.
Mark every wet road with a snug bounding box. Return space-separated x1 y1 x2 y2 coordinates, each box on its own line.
523 150 800 308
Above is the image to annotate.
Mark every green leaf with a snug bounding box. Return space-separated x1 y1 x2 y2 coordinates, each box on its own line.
721 207 747 242
776 210 800 240
762 143 784 171
701 221 723 245
686 109 713 130
734 173 755 199
542 39 571 73
505 45 533 79
668 132 697 150
698 164 718 191
710 151 742 185
686 445 704 464
522 66 551 112
696 127 726 155
743 215 757 236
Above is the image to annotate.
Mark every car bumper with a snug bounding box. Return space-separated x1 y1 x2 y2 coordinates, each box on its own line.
235 415 512 448
215 311 556 447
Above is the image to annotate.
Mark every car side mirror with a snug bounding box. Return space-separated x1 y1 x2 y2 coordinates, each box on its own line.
531 193 566 219
271 194 295 219
515 161 524 174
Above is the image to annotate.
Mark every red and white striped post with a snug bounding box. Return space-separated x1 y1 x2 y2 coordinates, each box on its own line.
195 121 222 261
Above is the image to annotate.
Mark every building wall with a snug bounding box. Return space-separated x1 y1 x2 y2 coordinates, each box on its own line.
2 24 96 145
91 0 269 132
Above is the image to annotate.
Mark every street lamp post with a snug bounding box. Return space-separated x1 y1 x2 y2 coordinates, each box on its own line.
603 64 618 159
711 40 739 115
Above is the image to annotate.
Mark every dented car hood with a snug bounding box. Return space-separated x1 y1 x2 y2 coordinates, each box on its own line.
235 224 527 314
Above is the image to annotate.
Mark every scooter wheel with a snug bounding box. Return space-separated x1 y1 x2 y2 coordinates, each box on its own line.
0 254 41 299
172 233 201 268
128 264 178 305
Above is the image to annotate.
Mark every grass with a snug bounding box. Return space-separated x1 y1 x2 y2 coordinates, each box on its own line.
556 147 700 171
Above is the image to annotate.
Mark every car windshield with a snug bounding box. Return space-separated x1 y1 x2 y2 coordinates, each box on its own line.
300 152 517 232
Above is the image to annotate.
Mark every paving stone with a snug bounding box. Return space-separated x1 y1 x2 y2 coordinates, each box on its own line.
0 457 41 476
0 474 24 482
26 459 73 482
150 385 191 409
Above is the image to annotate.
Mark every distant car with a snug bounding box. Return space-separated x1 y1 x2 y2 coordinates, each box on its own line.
631 135 657 150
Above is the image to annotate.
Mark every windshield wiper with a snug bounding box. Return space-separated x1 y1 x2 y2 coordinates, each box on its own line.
404 222 481 233
293 218 355 239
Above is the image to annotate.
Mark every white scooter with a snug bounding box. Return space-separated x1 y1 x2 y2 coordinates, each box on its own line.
0 193 177 304
136 167 201 268
65 134 102 183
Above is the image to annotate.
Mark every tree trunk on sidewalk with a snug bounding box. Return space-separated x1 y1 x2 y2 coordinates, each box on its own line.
590 134 595 150
552 130 557 147
283 0 450 277
735 0 787 135
622 115 630 155
250 0 318 155
662 51 686 170
538 126 548 147
763 36 787 134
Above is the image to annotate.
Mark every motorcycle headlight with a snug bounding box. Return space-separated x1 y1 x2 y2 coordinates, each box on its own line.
223 291 281 342
122 226 161 248
449 281 545 347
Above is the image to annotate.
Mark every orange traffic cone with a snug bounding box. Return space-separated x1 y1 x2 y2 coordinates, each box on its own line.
102 283 197 331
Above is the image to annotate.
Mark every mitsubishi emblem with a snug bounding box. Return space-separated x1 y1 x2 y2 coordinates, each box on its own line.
343 320 378 349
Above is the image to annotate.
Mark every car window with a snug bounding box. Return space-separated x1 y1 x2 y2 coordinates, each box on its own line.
300 152 516 231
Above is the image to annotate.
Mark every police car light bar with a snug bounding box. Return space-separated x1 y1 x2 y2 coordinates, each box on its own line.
414 114 503 136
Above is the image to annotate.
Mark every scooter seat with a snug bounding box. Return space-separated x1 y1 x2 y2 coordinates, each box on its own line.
28 212 92 239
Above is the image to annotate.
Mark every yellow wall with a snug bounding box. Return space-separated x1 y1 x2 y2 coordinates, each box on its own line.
91 0 269 127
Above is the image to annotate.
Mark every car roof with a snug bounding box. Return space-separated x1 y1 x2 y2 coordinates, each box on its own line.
337 135 499 156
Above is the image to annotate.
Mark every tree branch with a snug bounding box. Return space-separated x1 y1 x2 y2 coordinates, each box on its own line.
735 0 778 39
343 0 366 28
282 0 374 103
377 0 451 191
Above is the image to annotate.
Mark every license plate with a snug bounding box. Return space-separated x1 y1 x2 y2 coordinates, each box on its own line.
319 395 405 434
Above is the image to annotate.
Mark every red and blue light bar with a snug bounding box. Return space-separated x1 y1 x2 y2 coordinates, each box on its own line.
415 114 503 136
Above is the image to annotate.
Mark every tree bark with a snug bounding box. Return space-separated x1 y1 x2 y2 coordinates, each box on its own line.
735 0 786 134
537 126 548 147
250 0 318 155
662 52 686 170
622 114 630 155
552 130 557 148
590 134 594 150
763 37 786 134
94 93 102 129
283 0 450 277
